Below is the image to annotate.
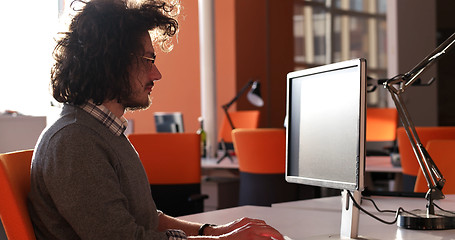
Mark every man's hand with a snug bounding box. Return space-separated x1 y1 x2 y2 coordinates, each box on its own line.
204 217 284 240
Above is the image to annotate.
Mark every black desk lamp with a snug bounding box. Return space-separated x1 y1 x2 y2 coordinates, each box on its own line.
217 80 264 164
381 32 455 230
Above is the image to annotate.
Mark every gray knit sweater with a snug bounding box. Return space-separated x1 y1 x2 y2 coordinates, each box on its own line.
27 104 168 240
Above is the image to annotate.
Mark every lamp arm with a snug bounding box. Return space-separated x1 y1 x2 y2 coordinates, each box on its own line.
383 33 455 205
395 33 455 91
388 88 445 204
223 104 236 130
222 80 254 110
222 80 255 130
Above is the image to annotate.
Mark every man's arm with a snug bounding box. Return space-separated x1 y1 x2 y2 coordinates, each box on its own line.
158 212 202 236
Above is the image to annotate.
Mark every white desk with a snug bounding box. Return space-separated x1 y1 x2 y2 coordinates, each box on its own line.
201 156 239 178
364 156 403 191
202 155 403 192
202 155 401 172
200 156 240 211
365 156 402 173
201 156 238 169
179 195 455 239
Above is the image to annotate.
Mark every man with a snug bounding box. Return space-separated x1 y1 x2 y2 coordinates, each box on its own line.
27 0 285 239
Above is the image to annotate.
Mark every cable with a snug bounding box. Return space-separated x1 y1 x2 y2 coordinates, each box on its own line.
355 192 455 221
346 190 422 225
361 197 396 214
434 202 455 215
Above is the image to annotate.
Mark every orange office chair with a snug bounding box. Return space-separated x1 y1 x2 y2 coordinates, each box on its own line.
365 108 398 156
128 133 208 217
414 140 455 194
232 128 299 206
0 149 36 240
366 108 398 142
397 126 455 191
218 110 260 144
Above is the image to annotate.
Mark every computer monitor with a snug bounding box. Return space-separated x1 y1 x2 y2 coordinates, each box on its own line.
285 58 367 239
154 112 184 133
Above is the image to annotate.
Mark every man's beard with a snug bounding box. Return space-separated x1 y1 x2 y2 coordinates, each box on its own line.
122 93 153 112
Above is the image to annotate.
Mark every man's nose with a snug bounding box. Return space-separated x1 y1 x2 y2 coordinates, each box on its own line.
151 64 162 81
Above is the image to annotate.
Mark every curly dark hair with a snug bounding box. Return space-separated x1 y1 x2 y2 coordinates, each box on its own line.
51 0 179 105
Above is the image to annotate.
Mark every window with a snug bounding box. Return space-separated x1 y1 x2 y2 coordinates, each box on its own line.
0 1 59 116
294 0 388 106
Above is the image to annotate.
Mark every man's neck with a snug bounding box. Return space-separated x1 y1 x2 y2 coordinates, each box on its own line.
102 100 125 118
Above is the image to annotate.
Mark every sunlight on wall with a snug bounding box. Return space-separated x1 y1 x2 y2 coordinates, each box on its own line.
0 1 58 116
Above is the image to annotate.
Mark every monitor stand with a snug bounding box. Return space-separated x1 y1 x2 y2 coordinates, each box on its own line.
304 190 367 240
340 190 360 238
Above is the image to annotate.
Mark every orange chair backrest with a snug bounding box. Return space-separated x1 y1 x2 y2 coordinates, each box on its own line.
218 110 260 143
128 133 201 185
232 128 286 174
414 140 455 194
366 108 398 142
397 127 455 176
0 149 36 240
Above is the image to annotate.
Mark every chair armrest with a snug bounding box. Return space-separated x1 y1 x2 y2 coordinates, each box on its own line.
188 193 209 202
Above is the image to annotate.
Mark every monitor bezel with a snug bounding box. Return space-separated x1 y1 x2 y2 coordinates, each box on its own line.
285 58 367 191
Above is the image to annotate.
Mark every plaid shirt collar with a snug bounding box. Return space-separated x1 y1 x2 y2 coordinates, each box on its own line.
80 101 128 136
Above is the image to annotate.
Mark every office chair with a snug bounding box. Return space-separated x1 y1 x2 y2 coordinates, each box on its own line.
0 149 36 240
232 128 299 206
414 140 455 194
397 126 455 191
128 133 208 217
365 108 398 156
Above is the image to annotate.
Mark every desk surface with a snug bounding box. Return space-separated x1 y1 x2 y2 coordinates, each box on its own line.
201 156 238 169
201 155 401 173
179 195 455 239
365 155 402 173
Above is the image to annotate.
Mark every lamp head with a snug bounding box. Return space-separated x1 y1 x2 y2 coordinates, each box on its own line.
247 81 264 107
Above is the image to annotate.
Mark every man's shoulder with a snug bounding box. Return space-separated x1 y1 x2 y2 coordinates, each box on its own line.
41 107 106 146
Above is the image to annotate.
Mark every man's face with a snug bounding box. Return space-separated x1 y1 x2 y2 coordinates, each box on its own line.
123 33 162 111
